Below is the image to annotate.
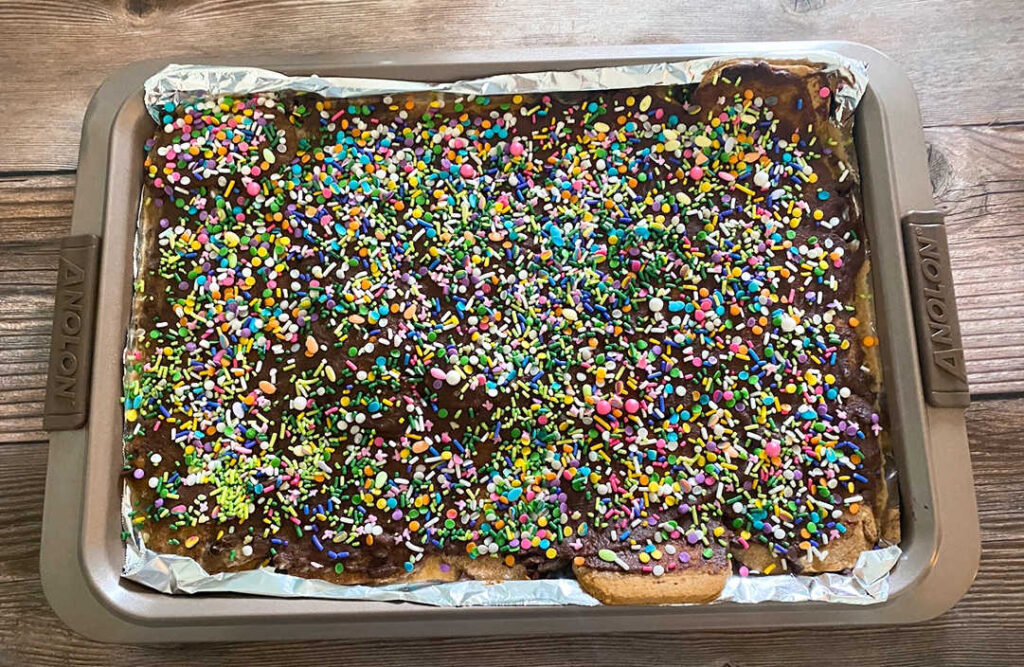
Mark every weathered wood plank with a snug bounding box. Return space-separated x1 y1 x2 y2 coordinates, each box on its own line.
929 124 1024 394
0 0 1023 171
0 398 1020 663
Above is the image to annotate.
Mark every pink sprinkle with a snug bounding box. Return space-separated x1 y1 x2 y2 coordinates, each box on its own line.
430 367 447 380
765 441 782 458
689 166 703 180
246 181 261 196
819 86 831 98
509 141 524 156
718 171 735 182
459 163 476 178
596 400 611 415
624 399 640 414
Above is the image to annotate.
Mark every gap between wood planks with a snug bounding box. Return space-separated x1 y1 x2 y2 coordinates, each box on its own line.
2 396 1023 663
1 0 1024 172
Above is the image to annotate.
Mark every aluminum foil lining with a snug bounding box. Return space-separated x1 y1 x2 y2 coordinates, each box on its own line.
125 483 899 606
143 52 867 126
126 54 895 607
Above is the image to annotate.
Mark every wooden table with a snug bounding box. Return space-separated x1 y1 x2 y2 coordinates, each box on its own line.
1 1 1022 663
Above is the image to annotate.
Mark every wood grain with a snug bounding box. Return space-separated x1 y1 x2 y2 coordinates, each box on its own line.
0 174 71 443
1 0 1023 659
930 125 1024 394
1 0 1023 171
0 398 1018 664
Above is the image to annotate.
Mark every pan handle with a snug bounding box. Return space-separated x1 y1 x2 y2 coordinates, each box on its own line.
902 211 970 408
44 234 101 430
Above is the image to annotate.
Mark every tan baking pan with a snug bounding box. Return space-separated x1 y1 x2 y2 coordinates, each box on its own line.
40 41 979 642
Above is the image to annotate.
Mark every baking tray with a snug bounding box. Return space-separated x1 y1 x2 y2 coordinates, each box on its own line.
40 41 979 642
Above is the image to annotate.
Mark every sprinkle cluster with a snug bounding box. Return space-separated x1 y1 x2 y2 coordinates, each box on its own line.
125 70 881 580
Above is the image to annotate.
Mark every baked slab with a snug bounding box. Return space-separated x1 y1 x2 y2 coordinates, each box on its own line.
124 59 889 604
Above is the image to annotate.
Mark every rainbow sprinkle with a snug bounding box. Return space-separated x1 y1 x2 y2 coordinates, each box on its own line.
124 66 882 582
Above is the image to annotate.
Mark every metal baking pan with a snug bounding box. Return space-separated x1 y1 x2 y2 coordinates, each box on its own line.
40 41 979 642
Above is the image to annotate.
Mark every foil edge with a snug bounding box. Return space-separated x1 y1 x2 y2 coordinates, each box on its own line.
126 54 890 608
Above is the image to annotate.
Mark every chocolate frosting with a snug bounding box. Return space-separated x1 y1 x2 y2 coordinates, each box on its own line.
124 60 884 586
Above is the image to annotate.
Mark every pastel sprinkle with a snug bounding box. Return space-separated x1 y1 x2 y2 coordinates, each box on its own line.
124 68 882 584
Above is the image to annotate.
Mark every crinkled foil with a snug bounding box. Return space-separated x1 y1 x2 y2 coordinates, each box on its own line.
144 52 867 127
126 54 897 607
